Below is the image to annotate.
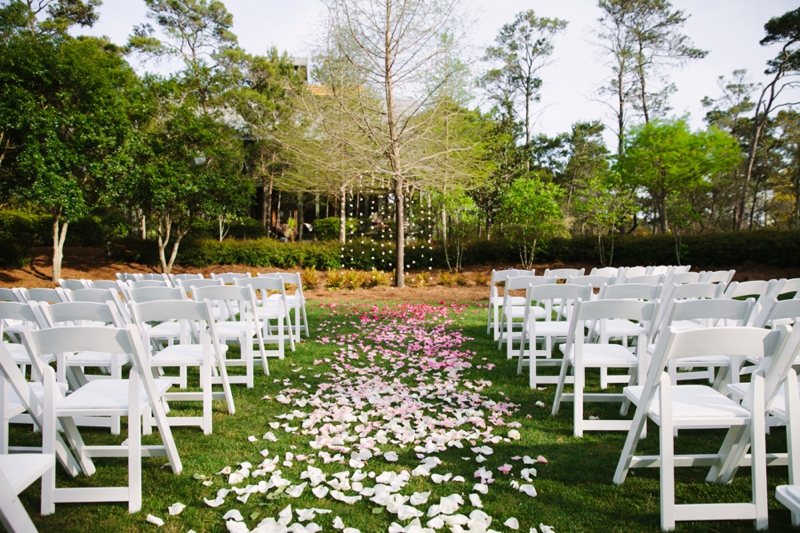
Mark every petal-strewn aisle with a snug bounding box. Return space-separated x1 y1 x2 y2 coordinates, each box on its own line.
197 302 553 533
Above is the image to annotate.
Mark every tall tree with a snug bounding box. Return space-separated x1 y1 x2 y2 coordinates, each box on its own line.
482 10 567 149
735 7 800 230
596 0 706 152
320 0 469 287
0 3 137 281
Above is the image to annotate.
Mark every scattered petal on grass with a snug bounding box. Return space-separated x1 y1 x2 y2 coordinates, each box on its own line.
505 517 520 530
469 493 483 508
520 484 537 497
146 514 164 527
333 516 344 529
247 435 257 442
167 503 185 516
498 464 512 475
537 456 548 463
508 429 521 440
384 451 399 462
535 401 545 408
223 510 243 522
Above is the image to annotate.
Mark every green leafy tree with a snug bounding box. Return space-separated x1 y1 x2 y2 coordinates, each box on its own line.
127 0 242 114
119 85 250 273
499 175 566 269
0 9 138 280
618 119 741 234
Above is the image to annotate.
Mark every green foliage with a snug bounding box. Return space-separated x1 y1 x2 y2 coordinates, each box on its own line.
438 270 455 287
500 175 567 268
312 217 355 241
324 270 345 290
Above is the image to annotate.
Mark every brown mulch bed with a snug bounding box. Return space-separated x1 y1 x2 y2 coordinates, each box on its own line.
1 246 797 301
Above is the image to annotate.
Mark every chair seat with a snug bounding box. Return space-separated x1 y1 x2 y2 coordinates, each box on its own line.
147 322 182 339
152 343 226 366
255 304 286 318
509 306 547 320
63 351 131 366
729 382 790 419
594 319 643 337
216 323 252 337
57 378 172 413
530 321 570 336
624 384 751 426
0 453 54 494
8 381 69 408
268 293 303 306
777 485 800 512
562 343 638 367
5 342 56 365
491 295 526 306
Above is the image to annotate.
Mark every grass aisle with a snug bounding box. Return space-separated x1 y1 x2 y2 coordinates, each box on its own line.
16 301 798 532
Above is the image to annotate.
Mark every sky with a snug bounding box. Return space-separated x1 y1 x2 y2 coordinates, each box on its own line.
77 0 800 148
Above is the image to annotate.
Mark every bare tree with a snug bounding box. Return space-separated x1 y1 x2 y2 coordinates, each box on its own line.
481 10 567 150
736 7 800 230
595 0 706 152
318 0 469 287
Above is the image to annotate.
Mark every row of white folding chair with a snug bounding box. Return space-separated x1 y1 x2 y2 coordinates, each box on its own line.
613 324 800 530
3 325 182 514
257 272 310 342
487 269 536 340
129 299 236 434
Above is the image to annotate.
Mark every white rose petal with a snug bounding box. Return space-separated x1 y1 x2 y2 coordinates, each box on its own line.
504 517 520 530
146 514 164 526
168 502 186 516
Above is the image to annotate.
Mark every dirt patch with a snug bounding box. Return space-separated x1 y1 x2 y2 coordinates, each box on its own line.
1 246 797 301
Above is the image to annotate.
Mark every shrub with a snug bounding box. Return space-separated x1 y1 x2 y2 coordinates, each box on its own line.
369 269 391 287
473 272 489 286
325 270 345 290
438 270 455 287
301 267 319 290
408 272 431 288
312 217 357 241
343 269 368 290
454 272 470 286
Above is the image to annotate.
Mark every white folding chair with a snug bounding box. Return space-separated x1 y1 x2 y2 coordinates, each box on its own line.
777 485 800 526
25 325 182 513
498 276 554 357
613 326 791 531
259 272 309 342
170 273 204 285
567 275 615 299
752 298 800 329
116 273 140 283
699 269 736 288
191 285 267 387
616 266 648 283
87 279 125 292
551 299 651 437
0 450 54 533
590 267 619 277
138 273 171 284
778 278 800 299
57 279 89 291
594 283 662 388
0 302 47 380
623 274 664 286
723 279 783 326
543 267 585 280
486 269 534 340
657 298 755 389
517 283 591 388
16 288 68 305
125 286 187 348
128 280 170 290
237 277 294 355
130 299 235 434
0 341 83 474
210 272 251 284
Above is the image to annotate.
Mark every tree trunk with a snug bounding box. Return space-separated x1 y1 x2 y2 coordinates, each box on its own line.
266 175 274 234
140 210 146 239
339 186 347 244
51 214 68 283
157 214 172 274
261 176 268 228
442 206 451 271
737 121 766 230
297 193 304 241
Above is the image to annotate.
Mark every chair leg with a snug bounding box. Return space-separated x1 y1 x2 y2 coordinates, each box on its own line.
0 478 39 533
573 367 584 438
202 363 212 435
551 354 571 416
750 375 768 530
301 305 310 337
787 381 800 525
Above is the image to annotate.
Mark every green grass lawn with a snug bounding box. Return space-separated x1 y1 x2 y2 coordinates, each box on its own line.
10 300 799 532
